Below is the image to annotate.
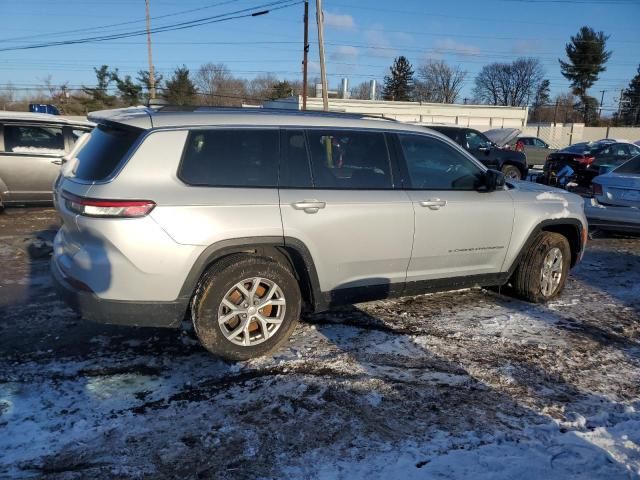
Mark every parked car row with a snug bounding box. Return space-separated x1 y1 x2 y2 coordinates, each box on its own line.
537 140 640 189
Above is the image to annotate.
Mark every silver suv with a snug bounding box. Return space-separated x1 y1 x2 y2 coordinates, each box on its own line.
51 107 588 360
0 111 93 209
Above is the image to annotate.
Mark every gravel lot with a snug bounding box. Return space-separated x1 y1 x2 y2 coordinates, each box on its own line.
0 208 639 479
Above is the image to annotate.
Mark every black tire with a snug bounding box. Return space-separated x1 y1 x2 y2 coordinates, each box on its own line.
510 231 571 303
192 254 301 361
501 164 522 181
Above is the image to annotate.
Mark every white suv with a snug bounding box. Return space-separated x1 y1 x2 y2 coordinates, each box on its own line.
51 107 588 360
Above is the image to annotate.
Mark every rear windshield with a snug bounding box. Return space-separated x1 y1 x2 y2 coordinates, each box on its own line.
73 124 141 181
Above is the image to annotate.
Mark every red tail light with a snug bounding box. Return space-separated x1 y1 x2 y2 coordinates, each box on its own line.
578 155 595 165
592 183 603 196
62 191 155 218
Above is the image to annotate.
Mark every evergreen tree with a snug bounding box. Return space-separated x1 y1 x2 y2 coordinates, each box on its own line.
163 66 197 105
136 69 164 100
619 65 640 126
382 56 415 101
113 73 143 106
270 81 294 100
559 26 612 124
81 65 117 110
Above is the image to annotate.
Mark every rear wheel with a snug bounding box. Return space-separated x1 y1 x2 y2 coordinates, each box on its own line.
501 164 522 180
511 232 571 303
192 254 301 361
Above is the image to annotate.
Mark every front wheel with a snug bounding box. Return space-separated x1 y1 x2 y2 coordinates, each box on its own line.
192 254 301 361
501 164 522 181
510 232 571 303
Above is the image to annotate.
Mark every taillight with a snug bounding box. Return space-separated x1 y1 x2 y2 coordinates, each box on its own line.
578 155 595 165
62 191 155 218
592 183 603 196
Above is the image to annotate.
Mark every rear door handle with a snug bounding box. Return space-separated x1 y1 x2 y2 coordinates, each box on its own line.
50 159 64 165
292 200 326 214
419 199 447 210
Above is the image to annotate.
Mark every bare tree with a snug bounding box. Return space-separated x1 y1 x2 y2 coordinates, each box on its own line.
473 58 544 107
195 63 247 106
416 61 466 103
350 81 381 100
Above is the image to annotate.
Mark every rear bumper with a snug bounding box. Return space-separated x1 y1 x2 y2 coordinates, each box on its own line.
51 258 186 328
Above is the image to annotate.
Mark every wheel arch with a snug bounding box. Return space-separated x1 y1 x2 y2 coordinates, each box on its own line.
507 218 584 276
177 236 322 315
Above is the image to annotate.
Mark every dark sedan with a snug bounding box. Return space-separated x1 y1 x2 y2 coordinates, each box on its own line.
538 141 640 188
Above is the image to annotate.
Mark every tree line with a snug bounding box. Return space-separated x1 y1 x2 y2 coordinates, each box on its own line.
380 26 639 126
1 25 638 126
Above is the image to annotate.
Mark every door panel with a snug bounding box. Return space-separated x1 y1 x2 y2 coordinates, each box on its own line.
280 189 414 292
0 154 62 202
279 128 414 293
406 190 514 281
395 132 514 282
1 123 66 202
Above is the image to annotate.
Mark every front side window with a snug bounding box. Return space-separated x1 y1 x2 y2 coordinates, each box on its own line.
180 129 279 187
307 129 392 189
398 134 483 190
4 124 65 154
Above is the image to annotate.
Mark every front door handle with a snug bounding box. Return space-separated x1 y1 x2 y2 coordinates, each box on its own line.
419 199 447 210
292 200 326 214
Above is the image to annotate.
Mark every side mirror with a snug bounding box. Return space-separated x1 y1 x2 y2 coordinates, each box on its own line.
478 169 506 192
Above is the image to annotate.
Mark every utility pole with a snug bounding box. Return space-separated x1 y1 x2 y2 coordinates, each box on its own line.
617 88 624 123
598 89 606 119
315 0 329 111
145 0 156 100
302 1 309 110
553 100 559 126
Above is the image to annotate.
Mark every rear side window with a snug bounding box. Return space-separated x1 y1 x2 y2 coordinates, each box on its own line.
307 129 392 189
4 124 65 154
73 125 141 181
180 129 279 187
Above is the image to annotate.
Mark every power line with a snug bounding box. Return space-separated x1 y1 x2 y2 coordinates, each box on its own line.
0 0 303 53
0 0 245 44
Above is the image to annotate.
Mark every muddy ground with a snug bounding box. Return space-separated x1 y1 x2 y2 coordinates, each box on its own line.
0 208 638 479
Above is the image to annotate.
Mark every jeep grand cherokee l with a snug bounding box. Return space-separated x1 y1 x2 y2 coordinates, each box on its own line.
51 107 587 360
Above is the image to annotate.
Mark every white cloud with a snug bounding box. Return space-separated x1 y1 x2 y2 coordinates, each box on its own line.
434 38 481 56
330 45 359 61
324 11 355 30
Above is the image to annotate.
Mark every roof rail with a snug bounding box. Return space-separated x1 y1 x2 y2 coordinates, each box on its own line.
152 104 398 122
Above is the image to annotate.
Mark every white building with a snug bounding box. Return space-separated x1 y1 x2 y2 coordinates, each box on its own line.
263 96 529 129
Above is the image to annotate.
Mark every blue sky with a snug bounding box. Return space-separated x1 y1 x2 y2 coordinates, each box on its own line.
1 0 638 112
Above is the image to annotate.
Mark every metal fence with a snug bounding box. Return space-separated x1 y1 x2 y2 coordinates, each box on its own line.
523 124 640 148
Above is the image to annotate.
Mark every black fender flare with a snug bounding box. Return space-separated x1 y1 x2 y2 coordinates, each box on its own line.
506 218 585 277
176 236 323 313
